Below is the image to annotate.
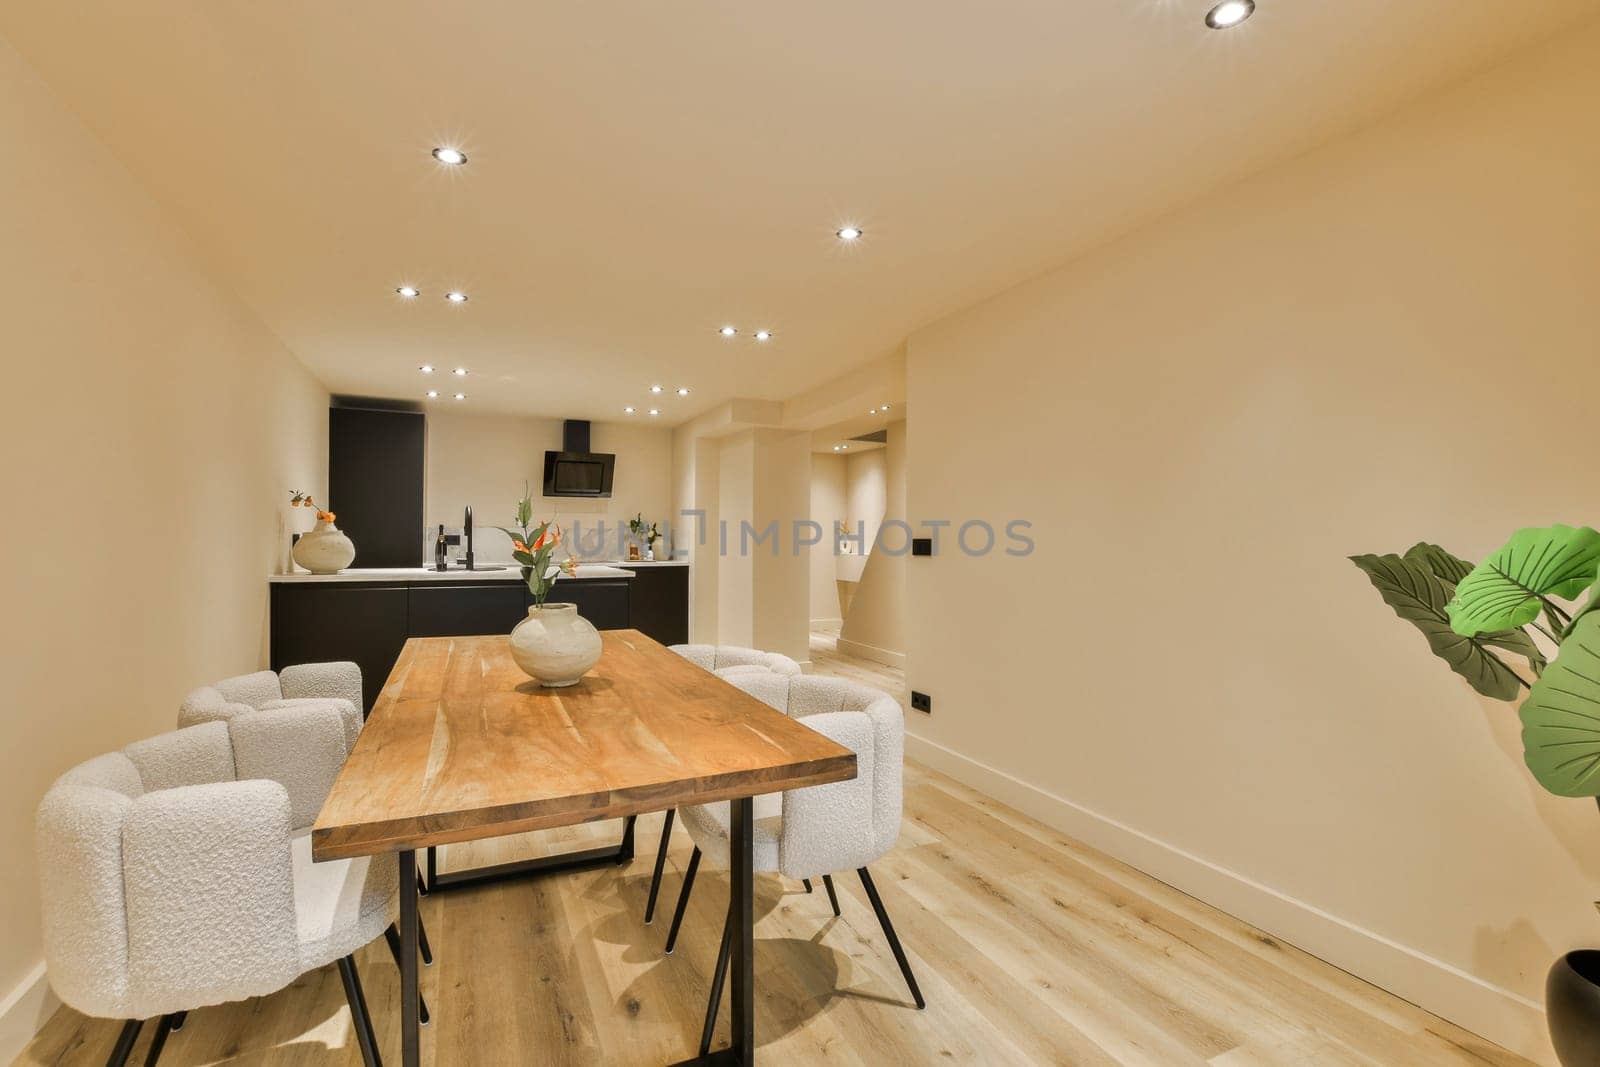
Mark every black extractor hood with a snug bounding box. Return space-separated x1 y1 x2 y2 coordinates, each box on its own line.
542 420 616 498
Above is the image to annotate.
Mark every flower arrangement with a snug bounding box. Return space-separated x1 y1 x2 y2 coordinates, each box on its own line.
500 483 577 608
289 491 335 523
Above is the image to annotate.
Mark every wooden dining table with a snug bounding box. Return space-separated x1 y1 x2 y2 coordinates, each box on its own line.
312 630 858 1067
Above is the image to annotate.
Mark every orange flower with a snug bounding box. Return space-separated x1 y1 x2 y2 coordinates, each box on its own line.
532 524 561 550
512 539 529 553
317 510 336 522
561 555 579 577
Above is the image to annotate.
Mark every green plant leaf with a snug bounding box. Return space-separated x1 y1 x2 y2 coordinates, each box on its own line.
1448 525 1600 637
1351 553 1528 701
1402 542 1474 588
1521 612 1600 796
1481 628 1547 677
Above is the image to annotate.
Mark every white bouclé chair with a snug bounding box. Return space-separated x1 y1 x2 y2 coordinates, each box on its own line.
639 646 806 926
664 674 923 1058
37 706 401 1066
179 661 363 753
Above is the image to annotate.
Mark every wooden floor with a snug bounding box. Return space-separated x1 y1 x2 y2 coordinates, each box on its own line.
17 631 1534 1066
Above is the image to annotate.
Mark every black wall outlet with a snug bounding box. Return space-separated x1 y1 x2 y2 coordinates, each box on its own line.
911 537 933 557
910 690 932 713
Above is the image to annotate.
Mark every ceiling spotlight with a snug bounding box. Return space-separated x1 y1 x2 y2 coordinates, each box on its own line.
1205 0 1255 29
719 326 737 337
677 387 690 396
648 408 660 416
832 445 841 452
445 291 468 303
426 390 439 398
396 286 420 298
881 403 890 410
754 330 772 342
836 226 862 241
452 367 468 376
432 147 467 166
650 385 663 393
623 406 636 414
453 392 467 400
419 364 434 374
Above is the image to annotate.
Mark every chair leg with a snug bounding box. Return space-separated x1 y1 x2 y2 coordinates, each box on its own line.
821 873 841 917
383 925 431 1024
416 863 429 898
700 907 734 1055
644 808 676 924
857 867 925 1009
802 878 813 893
106 1019 142 1067
663 845 701 954
337 955 384 1067
141 1014 178 1067
417 912 434 967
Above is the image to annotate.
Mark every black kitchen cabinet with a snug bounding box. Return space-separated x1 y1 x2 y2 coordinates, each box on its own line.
541 579 631 631
269 583 409 713
329 406 425 568
621 565 688 645
410 583 528 637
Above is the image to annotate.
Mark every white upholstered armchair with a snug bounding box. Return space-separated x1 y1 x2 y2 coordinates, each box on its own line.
639 645 806 925
662 674 923 1058
179 661 363 752
37 706 402 1066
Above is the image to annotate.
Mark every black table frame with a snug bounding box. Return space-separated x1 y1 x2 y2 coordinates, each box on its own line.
394 796 757 1067
421 815 637 893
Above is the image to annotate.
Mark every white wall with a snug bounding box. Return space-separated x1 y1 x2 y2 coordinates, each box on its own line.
904 22 1600 1063
425 412 673 561
809 452 847 625
0 36 328 1056
840 424 908 664
845 449 887 549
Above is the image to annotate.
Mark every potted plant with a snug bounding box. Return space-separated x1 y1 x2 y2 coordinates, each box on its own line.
288 491 355 574
500 485 597 687
1351 525 1600 1064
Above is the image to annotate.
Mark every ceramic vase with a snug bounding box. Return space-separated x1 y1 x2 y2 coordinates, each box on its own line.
1548 950 1600 1065
510 603 602 687
292 519 356 574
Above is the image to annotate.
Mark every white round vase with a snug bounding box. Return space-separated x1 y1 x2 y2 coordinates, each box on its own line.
292 519 356 574
510 603 602 687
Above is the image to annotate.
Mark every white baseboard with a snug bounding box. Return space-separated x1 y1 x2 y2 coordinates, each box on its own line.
0 962 55 1063
835 636 905 668
903 731 1556 1067
810 617 843 629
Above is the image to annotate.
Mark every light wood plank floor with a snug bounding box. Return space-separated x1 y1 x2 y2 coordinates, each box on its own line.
16 631 1534 1066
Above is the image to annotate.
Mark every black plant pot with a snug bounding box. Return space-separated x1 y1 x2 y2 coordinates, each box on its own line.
1548 951 1600 1065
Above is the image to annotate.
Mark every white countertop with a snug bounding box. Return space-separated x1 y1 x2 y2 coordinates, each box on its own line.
270 564 637 584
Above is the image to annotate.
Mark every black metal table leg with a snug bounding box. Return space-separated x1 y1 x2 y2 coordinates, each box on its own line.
668 795 753 1067
424 818 638 893
399 849 420 1067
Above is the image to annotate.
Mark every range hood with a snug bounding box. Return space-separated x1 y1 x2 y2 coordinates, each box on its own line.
542 420 616 498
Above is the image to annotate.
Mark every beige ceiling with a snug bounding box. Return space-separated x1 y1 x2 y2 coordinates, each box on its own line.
4 1 1593 424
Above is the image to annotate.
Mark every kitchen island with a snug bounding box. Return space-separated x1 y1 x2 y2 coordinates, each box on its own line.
269 562 688 712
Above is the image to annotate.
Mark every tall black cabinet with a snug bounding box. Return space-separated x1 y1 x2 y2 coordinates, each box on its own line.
328 405 425 568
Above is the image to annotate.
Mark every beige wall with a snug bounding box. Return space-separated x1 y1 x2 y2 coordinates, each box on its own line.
0 36 328 1046
840 422 908 664
424 411 672 561
809 453 847 624
845 449 887 549
905 22 1600 1063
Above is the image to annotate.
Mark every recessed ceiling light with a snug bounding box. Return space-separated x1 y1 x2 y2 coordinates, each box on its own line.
453 392 467 400
419 364 434 374
445 291 468 303
1205 0 1255 29
650 385 663 394
836 226 862 241
832 445 841 452
623 406 636 414
754 330 772 342
396 286 420 298
881 403 890 410
452 367 468 377
677 388 690 396
719 326 737 337
432 147 467 166
426 390 439 398
648 408 660 416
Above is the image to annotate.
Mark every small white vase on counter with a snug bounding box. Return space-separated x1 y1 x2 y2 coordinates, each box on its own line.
292 519 356 574
510 603 602 687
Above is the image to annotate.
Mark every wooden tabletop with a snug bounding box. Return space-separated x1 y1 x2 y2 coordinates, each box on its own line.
312 631 857 861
